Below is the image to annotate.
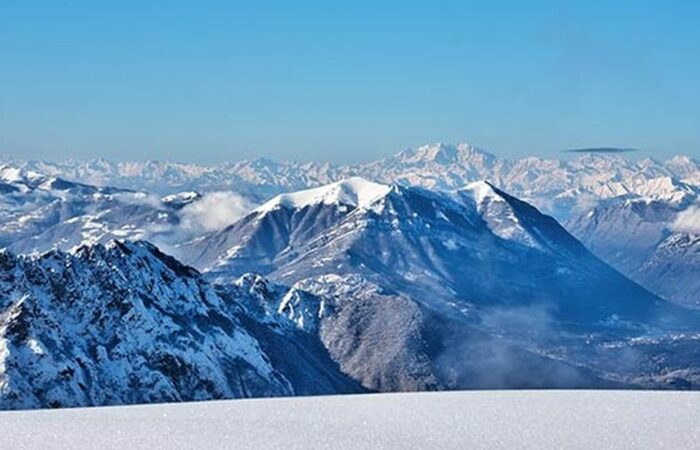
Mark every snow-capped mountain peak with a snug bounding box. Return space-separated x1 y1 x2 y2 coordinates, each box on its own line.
395 142 496 166
0 165 48 192
628 176 698 204
253 177 390 215
454 180 581 253
666 155 699 178
0 165 43 185
8 142 700 223
459 180 505 209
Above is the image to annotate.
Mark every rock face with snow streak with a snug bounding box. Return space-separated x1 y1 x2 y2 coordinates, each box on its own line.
0 241 363 410
636 233 700 308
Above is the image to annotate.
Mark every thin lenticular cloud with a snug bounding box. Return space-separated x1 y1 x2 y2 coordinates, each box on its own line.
563 147 639 154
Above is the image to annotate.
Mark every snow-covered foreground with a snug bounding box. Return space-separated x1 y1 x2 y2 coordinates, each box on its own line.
2 391 700 449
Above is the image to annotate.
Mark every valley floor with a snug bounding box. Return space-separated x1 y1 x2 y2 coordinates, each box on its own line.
2 390 699 449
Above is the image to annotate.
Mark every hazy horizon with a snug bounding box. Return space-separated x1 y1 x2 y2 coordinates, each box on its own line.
0 141 689 166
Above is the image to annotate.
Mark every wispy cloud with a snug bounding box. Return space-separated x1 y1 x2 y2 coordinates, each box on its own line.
671 206 700 234
179 191 253 233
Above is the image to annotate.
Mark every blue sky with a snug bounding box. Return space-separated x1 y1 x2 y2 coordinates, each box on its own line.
0 1 698 163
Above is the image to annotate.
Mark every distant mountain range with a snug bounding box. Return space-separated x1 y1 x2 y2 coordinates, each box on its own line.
7 143 700 219
3 142 700 409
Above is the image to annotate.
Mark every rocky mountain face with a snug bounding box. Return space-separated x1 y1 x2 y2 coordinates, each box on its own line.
0 241 362 410
567 198 680 276
636 233 700 308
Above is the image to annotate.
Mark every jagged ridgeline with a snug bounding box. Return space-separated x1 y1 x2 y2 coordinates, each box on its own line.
0 241 363 410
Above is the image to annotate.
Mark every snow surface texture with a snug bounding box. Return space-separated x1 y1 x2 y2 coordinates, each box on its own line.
1 391 699 449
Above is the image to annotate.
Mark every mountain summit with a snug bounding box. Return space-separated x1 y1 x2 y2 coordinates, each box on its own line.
253 177 391 215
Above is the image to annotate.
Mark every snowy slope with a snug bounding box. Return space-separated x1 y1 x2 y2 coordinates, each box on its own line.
0 241 364 410
1 391 700 449
253 177 390 215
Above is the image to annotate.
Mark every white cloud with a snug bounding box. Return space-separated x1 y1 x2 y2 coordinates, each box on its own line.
671 206 700 234
111 191 163 208
179 191 253 233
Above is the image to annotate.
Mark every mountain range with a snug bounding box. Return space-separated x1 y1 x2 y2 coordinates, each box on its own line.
2 142 700 409
9 143 700 219
5 142 700 306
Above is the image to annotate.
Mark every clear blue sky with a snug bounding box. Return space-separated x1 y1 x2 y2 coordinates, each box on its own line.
0 1 698 163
